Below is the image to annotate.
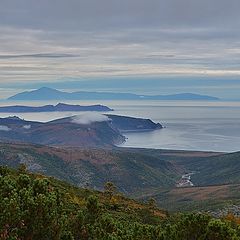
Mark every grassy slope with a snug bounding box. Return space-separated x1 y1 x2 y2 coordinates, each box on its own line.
137 184 240 212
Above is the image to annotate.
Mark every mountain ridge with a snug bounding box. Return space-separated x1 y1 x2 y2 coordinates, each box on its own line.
8 87 219 101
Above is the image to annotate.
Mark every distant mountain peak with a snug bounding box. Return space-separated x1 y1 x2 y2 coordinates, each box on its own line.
8 87 66 100
36 87 61 92
7 87 219 101
39 86 52 90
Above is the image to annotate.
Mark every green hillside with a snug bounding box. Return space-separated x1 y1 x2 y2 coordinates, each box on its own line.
1 165 240 240
168 151 240 186
2 143 240 213
0 143 180 194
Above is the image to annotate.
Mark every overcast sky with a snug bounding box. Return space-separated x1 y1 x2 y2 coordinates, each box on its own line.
1 0 240 99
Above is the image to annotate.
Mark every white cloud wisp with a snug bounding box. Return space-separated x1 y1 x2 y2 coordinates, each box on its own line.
71 113 110 125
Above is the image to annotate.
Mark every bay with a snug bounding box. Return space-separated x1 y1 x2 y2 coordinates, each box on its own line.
0 100 240 152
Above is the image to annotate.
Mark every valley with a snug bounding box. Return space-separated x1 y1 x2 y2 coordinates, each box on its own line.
1 141 240 213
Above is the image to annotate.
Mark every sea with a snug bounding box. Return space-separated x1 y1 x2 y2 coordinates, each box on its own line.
0 100 240 153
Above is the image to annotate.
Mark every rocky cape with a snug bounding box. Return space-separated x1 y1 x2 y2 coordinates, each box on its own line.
0 114 162 147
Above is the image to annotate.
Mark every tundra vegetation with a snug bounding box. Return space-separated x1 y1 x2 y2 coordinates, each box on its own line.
1 165 240 240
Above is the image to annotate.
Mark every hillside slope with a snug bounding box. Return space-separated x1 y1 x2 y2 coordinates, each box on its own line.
2 142 240 212
0 116 124 147
0 143 179 194
133 150 240 211
178 151 240 186
2 166 238 240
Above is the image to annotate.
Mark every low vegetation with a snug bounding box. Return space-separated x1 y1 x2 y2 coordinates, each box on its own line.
1 165 240 240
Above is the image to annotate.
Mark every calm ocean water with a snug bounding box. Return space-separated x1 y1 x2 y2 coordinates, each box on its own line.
0 100 240 152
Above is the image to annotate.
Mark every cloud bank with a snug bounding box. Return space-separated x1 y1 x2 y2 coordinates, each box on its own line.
72 113 110 125
0 0 240 98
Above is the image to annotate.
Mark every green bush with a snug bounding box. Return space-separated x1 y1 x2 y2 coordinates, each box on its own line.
1 167 240 240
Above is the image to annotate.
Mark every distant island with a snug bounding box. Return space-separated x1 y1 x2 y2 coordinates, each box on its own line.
7 87 219 101
0 103 113 113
